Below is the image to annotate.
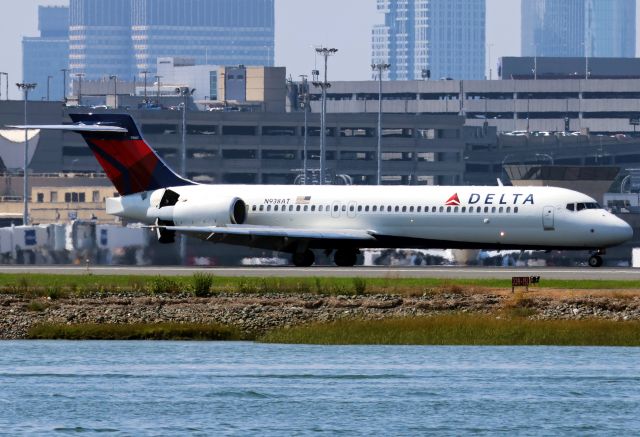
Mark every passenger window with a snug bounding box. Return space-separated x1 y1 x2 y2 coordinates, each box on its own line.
304 205 308 212
333 205 339 212
365 206 370 212
373 206 377 212
319 205 323 212
387 206 392 212
342 205 347 212
274 205 279 211
491 207 496 213
349 205 355 212
402 206 407 212
267 205 272 211
439 206 444 213
395 206 400 212
311 205 316 212
514 207 519 213
432 206 437 213
469 207 474 213
259 205 264 211
484 207 489 213
506 207 511 213
417 206 421 213
296 205 301 211
252 205 257 211
461 207 466 213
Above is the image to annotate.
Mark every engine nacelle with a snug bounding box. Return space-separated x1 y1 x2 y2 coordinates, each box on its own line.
170 196 247 226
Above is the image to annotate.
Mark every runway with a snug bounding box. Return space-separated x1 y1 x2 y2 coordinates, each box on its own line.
0 265 639 281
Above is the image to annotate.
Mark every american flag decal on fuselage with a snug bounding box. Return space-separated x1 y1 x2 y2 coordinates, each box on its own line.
296 196 312 204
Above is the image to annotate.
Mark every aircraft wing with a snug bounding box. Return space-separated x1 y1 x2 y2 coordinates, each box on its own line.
158 225 377 241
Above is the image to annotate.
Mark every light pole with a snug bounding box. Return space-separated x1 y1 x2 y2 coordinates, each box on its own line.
16 82 37 225
299 75 309 184
311 47 337 185
46 75 52 101
155 75 162 106
75 73 85 106
527 93 532 132
372 63 390 185
176 86 193 264
109 75 118 108
141 70 149 103
61 68 68 103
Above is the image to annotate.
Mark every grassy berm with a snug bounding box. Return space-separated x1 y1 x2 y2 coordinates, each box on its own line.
1 273 639 345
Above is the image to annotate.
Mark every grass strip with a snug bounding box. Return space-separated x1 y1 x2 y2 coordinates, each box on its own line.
27 322 243 341
259 315 640 346
1 273 639 297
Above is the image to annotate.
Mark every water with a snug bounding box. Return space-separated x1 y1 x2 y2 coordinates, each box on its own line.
0 342 639 436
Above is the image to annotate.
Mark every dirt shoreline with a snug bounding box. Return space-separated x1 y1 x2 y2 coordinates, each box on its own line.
2 290 640 340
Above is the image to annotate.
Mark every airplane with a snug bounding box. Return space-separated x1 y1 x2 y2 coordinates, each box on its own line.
11 113 633 268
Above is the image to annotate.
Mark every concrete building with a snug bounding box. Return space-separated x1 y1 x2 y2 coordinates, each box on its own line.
22 6 69 101
522 0 635 58
372 0 485 81
69 0 275 81
0 174 116 225
500 57 640 80
304 77 640 135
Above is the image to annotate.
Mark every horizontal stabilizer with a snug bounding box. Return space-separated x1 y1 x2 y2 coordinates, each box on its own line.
7 124 128 133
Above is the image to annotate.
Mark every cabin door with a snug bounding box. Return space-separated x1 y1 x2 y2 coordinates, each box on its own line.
542 206 555 230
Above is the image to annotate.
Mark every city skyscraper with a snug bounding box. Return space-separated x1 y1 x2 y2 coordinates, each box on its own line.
68 0 274 81
69 0 133 80
22 6 69 101
585 0 636 58
522 0 635 58
131 0 275 78
371 0 486 81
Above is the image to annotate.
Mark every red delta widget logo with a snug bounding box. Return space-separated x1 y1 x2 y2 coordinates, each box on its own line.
445 192 535 206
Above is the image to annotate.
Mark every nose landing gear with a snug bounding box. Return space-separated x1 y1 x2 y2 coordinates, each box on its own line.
588 249 605 268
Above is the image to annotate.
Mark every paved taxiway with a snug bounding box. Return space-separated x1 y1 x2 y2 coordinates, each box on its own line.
0 266 638 281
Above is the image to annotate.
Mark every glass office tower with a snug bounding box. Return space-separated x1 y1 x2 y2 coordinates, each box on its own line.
69 0 274 81
22 6 70 101
522 0 635 58
585 0 635 57
69 0 133 80
372 0 486 81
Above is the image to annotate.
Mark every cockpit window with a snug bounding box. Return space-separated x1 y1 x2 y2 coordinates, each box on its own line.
568 202 601 212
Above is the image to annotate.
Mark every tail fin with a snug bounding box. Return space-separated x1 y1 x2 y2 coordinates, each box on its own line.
68 113 195 195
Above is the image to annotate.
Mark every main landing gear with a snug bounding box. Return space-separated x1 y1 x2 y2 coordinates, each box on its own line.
334 249 358 267
292 250 315 267
588 250 605 268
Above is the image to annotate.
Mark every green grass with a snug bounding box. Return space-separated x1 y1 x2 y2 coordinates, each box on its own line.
0 273 639 298
259 315 640 346
27 322 243 341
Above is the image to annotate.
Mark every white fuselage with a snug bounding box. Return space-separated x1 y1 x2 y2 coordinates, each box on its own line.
107 184 633 251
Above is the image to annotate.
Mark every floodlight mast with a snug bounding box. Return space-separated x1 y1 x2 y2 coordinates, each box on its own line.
312 47 337 185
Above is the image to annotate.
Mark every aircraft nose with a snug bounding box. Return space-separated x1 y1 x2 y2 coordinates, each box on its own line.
611 217 633 244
